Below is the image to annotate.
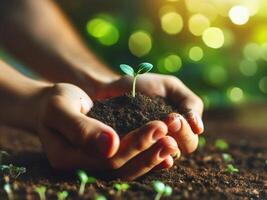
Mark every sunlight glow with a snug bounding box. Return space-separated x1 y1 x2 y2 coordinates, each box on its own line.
161 12 183 35
128 31 152 57
188 14 210 36
229 5 250 25
202 27 224 49
259 76 267 94
189 46 203 61
228 87 244 102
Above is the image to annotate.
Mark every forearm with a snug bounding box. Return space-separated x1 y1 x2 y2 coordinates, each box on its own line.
0 60 50 132
0 0 119 94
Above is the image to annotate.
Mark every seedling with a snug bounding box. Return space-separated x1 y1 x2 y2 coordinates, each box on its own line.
34 186 46 200
198 136 206 148
0 164 26 179
120 62 153 97
222 153 233 163
225 164 239 174
94 194 107 200
4 183 14 200
152 181 173 200
113 182 130 196
215 139 229 151
0 151 9 164
77 170 96 196
57 190 68 200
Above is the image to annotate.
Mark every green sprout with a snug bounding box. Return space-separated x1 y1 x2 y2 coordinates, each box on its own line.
222 153 233 163
225 164 239 174
198 136 206 148
113 183 130 196
215 139 229 151
57 191 68 200
77 170 96 196
0 164 26 179
0 151 9 164
34 186 46 200
120 62 153 97
94 194 107 200
4 183 14 200
152 181 173 200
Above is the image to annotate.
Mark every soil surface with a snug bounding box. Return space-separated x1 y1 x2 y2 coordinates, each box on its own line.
0 96 266 200
88 93 176 136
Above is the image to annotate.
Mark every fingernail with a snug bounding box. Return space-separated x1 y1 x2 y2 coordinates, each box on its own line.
80 97 90 114
168 114 182 133
187 111 204 133
159 146 177 159
152 131 164 141
96 133 110 156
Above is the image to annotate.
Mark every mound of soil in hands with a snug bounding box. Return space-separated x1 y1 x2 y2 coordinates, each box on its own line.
88 93 177 136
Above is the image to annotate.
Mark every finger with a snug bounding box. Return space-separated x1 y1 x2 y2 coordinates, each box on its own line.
152 155 175 171
112 136 178 181
166 79 204 134
165 113 198 154
108 121 168 169
38 126 100 170
44 96 120 158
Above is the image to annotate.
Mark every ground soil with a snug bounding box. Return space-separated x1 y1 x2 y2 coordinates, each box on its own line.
0 94 266 200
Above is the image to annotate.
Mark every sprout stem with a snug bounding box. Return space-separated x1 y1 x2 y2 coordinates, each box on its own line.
78 182 86 196
154 193 162 200
132 75 138 97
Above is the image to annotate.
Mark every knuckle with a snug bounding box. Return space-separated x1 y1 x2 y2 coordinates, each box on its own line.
135 139 148 152
71 119 90 146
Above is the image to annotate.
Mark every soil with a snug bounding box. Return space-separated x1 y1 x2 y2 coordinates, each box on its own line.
0 96 266 200
88 93 176 136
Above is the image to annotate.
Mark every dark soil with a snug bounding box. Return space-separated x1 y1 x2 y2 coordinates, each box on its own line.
88 93 176 136
0 98 266 200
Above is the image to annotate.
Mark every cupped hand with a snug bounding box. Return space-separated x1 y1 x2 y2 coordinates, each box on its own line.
94 73 204 155
37 83 179 180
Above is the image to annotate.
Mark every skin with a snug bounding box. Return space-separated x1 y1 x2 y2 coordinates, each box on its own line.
0 0 204 180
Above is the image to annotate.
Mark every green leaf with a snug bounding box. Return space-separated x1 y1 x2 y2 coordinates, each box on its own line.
120 183 130 191
137 62 153 74
214 139 229 151
120 64 135 76
94 195 107 200
152 181 165 193
163 185 172 196
225 164 239 174
198 136 206 148
222 153 233 163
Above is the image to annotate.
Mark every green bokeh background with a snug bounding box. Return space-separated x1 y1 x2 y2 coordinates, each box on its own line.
1 0 267 109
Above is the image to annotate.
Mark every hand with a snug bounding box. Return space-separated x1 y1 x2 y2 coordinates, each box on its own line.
94 73 204 155
37 83 179 180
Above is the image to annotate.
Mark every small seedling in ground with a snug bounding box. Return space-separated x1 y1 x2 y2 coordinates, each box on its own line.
152 181 172 200
225 164 239 174
94 194 107 200
77 170 96 196
113 182 130 196
0 164 26 179
4 183 14 200
215 139 229 151
57 190 68 200
198 136 206 148
120 62 153 97
34 186 46 200
222 153 233 163
0 151 9 163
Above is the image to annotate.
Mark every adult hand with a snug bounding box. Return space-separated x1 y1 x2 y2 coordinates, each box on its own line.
37 83 179 180
95 73 204 155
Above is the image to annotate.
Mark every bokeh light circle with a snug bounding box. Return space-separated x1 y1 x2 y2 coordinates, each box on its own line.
188 14 210 36
229 5 250 25
202 27 224 49
189 46 204 61
239 59 258 76
157 54 182 73
259 76 267 94
161 12 183 35
243 43 262 61
262 43 267 61
86 18 119 46
128 31 152 57
227 87 244 102
206 65 227 86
